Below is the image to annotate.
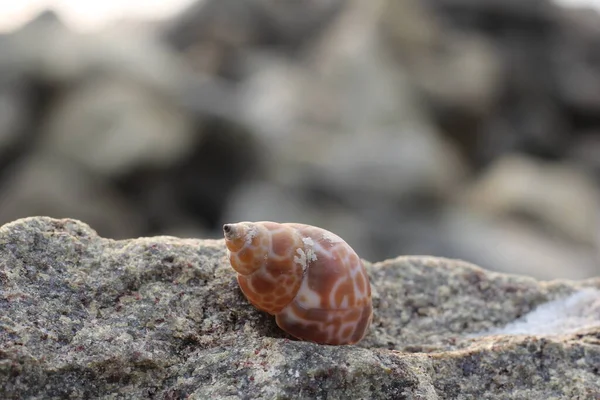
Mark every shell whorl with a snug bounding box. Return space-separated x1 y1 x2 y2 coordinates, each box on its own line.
224 221 305 314
224 221 373 345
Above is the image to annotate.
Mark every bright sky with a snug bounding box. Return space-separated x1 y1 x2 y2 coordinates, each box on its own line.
0 0 199 32
0 0 597 33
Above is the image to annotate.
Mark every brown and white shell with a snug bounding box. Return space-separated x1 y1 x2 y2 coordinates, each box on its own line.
223 221 372 345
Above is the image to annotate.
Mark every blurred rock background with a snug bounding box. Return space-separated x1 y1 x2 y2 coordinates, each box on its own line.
0 0 599 280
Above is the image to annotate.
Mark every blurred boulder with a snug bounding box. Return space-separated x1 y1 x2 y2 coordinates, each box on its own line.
1 10 187 93
568 132 600 181
439 206 599 279
0 155 144 239
39 76 196 178
424 0 557 26
220 0 468 262
381 0 503 152
460 154 600 247
0 73 35 162
239 0 467 201
0 10 205 178
162 0 345 78
554 8 600 125
423 0 572 164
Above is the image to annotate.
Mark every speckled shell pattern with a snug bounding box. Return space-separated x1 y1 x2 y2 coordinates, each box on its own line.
223 221 373 345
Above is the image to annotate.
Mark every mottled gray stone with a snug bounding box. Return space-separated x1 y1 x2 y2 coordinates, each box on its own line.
460 154 600 246
238 0 467 202
1 217 599 399
39 76 196 178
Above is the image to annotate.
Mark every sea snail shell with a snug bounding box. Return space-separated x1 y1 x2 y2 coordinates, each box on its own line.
223 221 372 345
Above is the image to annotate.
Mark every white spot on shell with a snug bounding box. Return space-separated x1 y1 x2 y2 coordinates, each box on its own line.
322 232 343 244
302 236 318 262
302 237 314 246
294 248 307 271
245 226 258 245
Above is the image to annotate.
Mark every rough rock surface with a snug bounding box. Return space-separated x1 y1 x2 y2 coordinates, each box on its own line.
1 217 599 399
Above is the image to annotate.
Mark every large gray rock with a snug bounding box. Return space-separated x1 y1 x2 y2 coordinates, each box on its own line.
438 205 600 280
1 217 599 399
39 76 195 178
459 154 600 247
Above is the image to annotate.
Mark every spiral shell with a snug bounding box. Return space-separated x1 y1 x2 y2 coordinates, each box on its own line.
223 221 372 345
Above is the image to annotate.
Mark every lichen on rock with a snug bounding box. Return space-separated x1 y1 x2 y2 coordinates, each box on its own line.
1 217 599 399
